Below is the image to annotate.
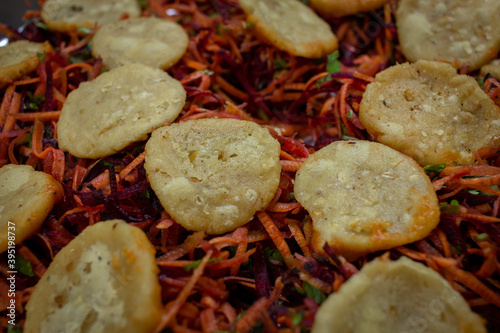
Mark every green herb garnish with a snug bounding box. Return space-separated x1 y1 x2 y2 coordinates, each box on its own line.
303 281 326 304
15 254 34 277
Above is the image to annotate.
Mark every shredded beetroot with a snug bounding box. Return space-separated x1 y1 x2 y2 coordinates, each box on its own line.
2 2 500 332
253 244 271 298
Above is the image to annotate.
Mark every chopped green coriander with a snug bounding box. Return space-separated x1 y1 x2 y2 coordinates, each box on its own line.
37 51 46 61
273 58 288 70
423 164 446 176
291 310 304 327
473 233 490 242
264 247 284 263
440 199 460 214
69 49 92 64
77 26 93 34
303 281 326 304
26 92 45 110
257 108 269 121
183 258 219 271
466 187 496 196
15 254 34 277
7 324 22 333
26 126 33 149
100 160 118 167
326 50 341 74
34 21 48 30
346 109 354 120
477 76 484 89
139 190 151 199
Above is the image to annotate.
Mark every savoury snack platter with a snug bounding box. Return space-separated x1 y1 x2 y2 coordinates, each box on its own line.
1 0 500 332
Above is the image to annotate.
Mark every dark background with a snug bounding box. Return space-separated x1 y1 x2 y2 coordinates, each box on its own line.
0 0 39 32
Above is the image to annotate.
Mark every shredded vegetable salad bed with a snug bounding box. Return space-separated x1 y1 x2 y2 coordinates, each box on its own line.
1 0 500 332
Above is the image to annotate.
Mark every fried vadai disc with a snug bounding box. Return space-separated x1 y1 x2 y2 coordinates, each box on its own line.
92 17 189 70
294 140 439 261
239 0 338 58
359 60 500 166
145 118 281 234
0 40 53 88
481 59 500 79
397 0 500 72
312 257 486 333
24 220 162 333
57 63 186 159
0 164 62 253
41 0 141 33
310 0 390 18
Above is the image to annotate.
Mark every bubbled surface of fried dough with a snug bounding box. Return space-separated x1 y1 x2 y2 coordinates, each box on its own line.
312 257 486 333
41 0 141 33
359 60 500 166
24 220 162 333
239 0 338 58
294 140 439 261
145 118 281 234
397 0 500 71
481 59 500 79
92 17 189 70
0 41 53 88
57 63 186 159
310 0 390 18
0 164 62 253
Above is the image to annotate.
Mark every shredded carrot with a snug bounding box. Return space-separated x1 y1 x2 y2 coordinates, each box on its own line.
280 159 302 172
435 257 500 308
3 3 500 331
215 76 249 101
11 111 61 122
288 220 312 257
18 246 46 278
119 152 146 180
154 250 213 333
257 211 299 270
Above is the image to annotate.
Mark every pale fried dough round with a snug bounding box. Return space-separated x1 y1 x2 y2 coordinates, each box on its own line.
239 0 338 58
312 257 486 333
310 0 390 18
92 17 189 70
57 63 186 159
359 60 500 166
0 41 53 88
397 0 500 72
294 140 439 261
145 118 281 234
0 164 62 253
24 219 162 333
480 59 500 78
41 0 141 33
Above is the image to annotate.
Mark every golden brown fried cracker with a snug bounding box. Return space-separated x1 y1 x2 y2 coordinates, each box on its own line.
312 257 486 333
239 0 338 58
397 0 500 71
92 17 189 70
310 0 390 18
57 63 186 159
295 140 439 261
359 60 500 166
24 220 162 333
0 41 53 88
145 118 281 234
41 0 141 33
0 164 62 253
